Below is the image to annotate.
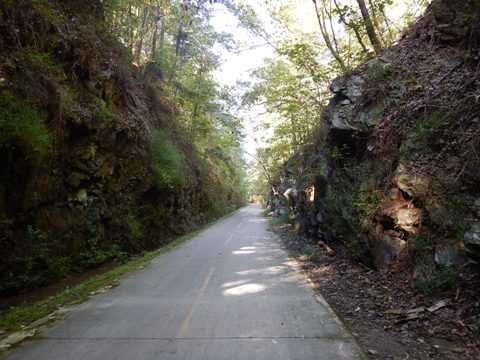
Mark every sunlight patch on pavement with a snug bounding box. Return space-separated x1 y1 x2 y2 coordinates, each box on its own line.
221 279 250 288
223 283 266 296
232 250 256 255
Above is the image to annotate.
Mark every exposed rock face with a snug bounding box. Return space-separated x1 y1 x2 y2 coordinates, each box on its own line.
465 223 480 263
0 0 243 295
393 164 430 199
432 0 480 45
270 1 480 270
435 238 465 266
368 233 407 270
329 74 378 132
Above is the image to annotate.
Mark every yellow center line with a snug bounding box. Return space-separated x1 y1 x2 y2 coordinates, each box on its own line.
176 266 215 338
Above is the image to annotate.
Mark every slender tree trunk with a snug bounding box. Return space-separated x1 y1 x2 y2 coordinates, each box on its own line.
128 4 135 50
151 5 161 61
367 0 389 44
355 0 382 54
374 0 397 41
134 5 151 62
324 0 340 54
333 0 369 53
168 16 185 83
158 10 166 58
312 0 347 73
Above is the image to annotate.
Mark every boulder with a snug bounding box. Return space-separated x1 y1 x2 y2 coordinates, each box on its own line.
475 198 480 217
432 0 479 41
328 69 387 132
395 208 421 233
284 187 299 202
434 238 465 266
464 222 480 263
330 74 365 102
369 233 407 269
394 163 430 198
75 189 88 205
378 187 421 233
316 211 325 224
425 199 456 229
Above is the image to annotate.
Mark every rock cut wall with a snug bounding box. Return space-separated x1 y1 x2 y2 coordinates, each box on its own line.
269 1 480 271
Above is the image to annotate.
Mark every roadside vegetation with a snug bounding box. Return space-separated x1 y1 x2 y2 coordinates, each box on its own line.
0 210 237 334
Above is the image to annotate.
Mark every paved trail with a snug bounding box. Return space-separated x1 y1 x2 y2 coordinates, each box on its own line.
4 205 361 360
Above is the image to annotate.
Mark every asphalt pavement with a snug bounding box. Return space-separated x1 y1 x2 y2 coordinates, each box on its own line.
3 204 362 360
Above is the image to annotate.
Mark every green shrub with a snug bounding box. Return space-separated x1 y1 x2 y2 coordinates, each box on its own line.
0 225 69 294
270 213 291 226
303 244 321 260
399 110 453 160
152 130 184 188
0 91 51 158
25 48 61 75
410 233 434 253
412 265 458 297
442 194 475 228
79 238 127 269
364 61 390 83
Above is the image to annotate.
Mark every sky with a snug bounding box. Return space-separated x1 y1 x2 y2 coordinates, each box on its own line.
209 0 319 159
209 0 428 159
210 1 275 159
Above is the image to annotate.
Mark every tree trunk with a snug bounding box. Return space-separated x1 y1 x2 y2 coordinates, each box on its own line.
355 0 382 54
134 5 151 62
151 5 161 61
158 10 166 58
333 0 369 53
168 16 185 83
128 4 135 50
312 0 347 73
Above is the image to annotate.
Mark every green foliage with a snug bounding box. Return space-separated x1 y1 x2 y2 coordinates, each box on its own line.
322 185 379 258
79 240 127 269
24 48 64 79
330 144 355 170
0 210 237 332
399 110 453 160
412 265 458 297
0 226 68 294
0 91 51 159
409 234 434 253
441 194 475 227
303 244 321 260
31 0 56 22
152 130 184 188
354 189 382 230
364 61 390 83
369 102 385 122
270 213 292 226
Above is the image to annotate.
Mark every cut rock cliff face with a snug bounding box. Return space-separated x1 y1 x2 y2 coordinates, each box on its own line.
269 1 480 273
0 0 243 296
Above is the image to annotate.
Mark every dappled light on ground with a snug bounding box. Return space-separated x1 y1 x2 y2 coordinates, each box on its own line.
232 250 256 255
221 279 250 288
222 283 266 296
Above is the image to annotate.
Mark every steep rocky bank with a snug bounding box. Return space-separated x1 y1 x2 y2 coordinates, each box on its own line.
269 1 480 284
0 0 244 296
266 2 480 357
